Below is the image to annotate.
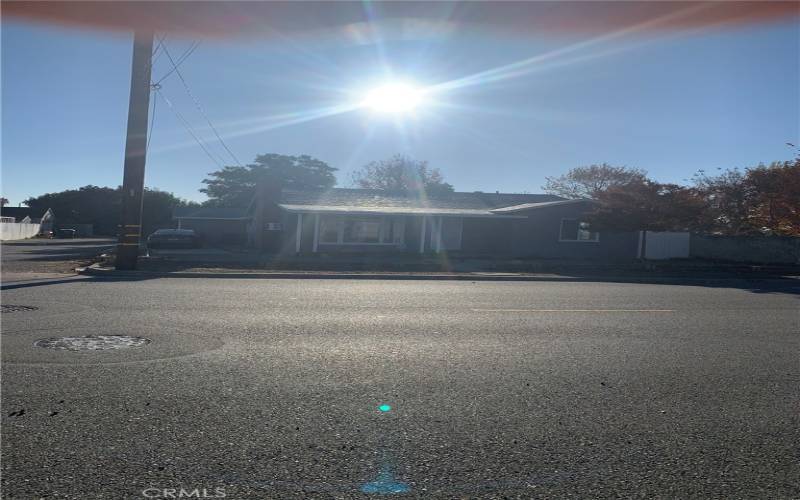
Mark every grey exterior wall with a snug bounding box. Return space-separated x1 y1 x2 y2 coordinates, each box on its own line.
690 234 800 264
506 202 639 260
461 218 514 257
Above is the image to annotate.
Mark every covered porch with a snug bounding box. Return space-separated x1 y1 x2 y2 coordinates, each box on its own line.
289 211 461 254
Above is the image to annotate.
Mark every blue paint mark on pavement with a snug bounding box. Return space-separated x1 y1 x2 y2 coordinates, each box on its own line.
360 464 410 495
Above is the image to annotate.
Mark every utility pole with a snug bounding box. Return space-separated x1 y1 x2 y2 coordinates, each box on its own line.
116 30 154 270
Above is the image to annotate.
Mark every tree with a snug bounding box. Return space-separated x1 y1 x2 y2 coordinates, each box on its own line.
351 154 454 195
542 164 648 199
201 154 337 207
745 161 800 235
25 186 119 234
692 168 751 235
24 185 196 235
693 161 800 235
0 197 9 207
587 180 706 232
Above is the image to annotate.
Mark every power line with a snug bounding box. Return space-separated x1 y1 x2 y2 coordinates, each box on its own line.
156 88 225 168
150 35 165 68
159 42 244 167
174 41 200 66
154 39 197 83
154 40 200 85
146 84 158 153
145 35 165 154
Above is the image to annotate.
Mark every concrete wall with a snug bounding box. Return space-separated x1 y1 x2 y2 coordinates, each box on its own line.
0 222 41 241
690 234 800 264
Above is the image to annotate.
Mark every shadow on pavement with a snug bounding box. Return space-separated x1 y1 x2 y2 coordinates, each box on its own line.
564 275 800 296
6 248 114 260
1 239 115 247
0 275 156 291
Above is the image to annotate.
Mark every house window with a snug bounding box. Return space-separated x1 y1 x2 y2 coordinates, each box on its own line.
318 215 405 245
344 217 382 243
559 219 599 242
319 216 341 243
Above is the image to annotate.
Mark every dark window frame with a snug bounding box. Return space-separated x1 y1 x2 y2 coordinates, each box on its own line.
558 218 599 242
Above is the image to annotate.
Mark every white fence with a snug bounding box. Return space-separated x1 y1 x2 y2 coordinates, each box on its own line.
0 222 42 241
639 231 691 260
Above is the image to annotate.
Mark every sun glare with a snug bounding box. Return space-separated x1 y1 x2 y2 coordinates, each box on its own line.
362 82 424 114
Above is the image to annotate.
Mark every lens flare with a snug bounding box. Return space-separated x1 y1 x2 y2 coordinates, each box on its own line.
362 83 424 113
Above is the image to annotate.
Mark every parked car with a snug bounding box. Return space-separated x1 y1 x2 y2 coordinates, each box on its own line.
57 229 76 238
146 229 200 249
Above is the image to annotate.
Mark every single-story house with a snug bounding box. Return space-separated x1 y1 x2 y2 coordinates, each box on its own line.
0 207 52 223
233 184 641 260
0 207 55 234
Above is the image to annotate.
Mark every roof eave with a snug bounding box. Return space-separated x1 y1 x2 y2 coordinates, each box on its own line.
490 198 596 214
278 205 526 219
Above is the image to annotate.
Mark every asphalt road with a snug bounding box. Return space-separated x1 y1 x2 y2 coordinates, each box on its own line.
1 277 798 498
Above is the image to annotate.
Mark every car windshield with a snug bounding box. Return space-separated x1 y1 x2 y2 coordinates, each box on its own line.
1 3 798 499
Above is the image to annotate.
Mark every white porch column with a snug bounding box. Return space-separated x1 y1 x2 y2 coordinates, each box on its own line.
419 216 427 253
295 213 303 253
312 214 320 253
435 216 443 253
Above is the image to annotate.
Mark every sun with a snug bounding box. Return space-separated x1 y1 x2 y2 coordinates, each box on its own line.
362 82 425 114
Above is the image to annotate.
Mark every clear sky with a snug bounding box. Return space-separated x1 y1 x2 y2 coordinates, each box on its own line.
2 11 798 205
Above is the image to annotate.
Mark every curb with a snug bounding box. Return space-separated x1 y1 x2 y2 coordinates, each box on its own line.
77 265 578 282
76 264 799 284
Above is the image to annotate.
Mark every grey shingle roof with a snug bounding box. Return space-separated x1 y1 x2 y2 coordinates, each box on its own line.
280 188 563 211
180 190 568 219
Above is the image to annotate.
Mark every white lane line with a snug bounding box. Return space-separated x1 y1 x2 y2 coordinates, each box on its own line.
472 309 675 313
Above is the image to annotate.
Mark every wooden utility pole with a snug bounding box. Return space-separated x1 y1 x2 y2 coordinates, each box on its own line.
116 31 154 270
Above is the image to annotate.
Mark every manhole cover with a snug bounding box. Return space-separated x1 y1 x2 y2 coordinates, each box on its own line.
1 305 39 314
34 335 151 351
